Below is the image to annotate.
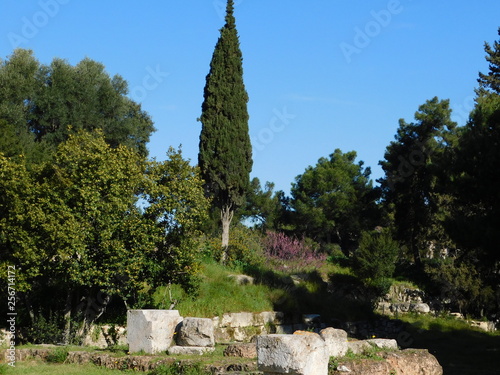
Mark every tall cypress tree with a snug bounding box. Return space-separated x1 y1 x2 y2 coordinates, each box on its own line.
198 0 252 259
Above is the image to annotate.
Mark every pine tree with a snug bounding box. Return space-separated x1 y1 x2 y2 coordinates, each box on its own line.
198 0 252 260
477 27 500 95
378 97 457 266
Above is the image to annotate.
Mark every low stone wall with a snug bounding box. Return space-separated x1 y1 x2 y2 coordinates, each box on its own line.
332 349 443 375
2 348 259 373
213 311 322 343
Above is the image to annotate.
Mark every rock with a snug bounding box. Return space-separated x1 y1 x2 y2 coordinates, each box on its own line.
176 317 215 347
347 340 371 355
347 338 398 354
220 312 255 328
227 274 254 285
167 346 215 355
366 338 398 350
275 324 295 334
469 320 496 332
319 327 348 357
258 311 285 325
257 333 329 375
127 309 182 354
383 349 443 375
332 349 442 375
411 303 431 314
337 364 351 372
223 343 257 358
450 312 464 320
213 311 286 343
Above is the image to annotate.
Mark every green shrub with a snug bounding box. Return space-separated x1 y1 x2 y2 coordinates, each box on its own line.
369 277 393 296
26 314 63 344
201 225 264 269
424 259 494 316
46 347 68 363
353 229 399 281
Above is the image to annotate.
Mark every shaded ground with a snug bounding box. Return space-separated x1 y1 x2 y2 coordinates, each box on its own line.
403 324 500 375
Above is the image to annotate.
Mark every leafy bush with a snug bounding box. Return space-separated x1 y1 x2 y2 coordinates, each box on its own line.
25 314 63 344
201 225 264 269
353 229 399 281
262 231 326 273
424 259 495 316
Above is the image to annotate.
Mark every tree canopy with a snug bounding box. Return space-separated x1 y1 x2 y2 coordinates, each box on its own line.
0 49 155 160
291 149 379 254
378 97 457 265
198 0 252 256
0 131 208 342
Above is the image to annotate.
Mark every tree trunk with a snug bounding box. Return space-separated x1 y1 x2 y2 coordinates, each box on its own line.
220 204 234 264
76 291 110 343
410 227 422 267
24 294 35 324
63 290 73 345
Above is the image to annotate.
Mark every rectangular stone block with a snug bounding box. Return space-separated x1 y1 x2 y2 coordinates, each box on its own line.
319 327 348 357
127 310 182 354
176 317 215 347
257 334 329 375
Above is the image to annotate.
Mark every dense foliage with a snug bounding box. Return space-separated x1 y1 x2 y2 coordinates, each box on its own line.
198 0 252 257
0 49 154 160
0 132 208 343
290 149 380 254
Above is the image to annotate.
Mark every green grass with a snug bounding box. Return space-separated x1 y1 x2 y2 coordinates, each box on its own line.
1 361 131 374
153 260 275 317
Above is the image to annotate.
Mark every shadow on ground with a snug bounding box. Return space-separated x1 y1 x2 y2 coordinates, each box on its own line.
402 321 500 375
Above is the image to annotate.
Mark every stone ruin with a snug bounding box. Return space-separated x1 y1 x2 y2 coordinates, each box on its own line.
125 309 443 375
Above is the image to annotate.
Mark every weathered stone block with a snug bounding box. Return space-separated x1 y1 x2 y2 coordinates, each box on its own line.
176 317 215 347
411 303 431 314
347 338 398 354
220 312 255 328
469 320 496 332
257 334 329 375
224 343 257 358
367 338 398 350
319 327 348 357
227 274 255 285
127 310 182 354
275 325 294 334
347 340 371 355
167 346 215 355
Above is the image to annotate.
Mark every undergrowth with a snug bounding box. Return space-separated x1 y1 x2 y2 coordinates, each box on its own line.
148 362 211 375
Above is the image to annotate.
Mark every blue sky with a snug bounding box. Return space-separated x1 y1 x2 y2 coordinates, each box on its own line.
1 1 499 194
